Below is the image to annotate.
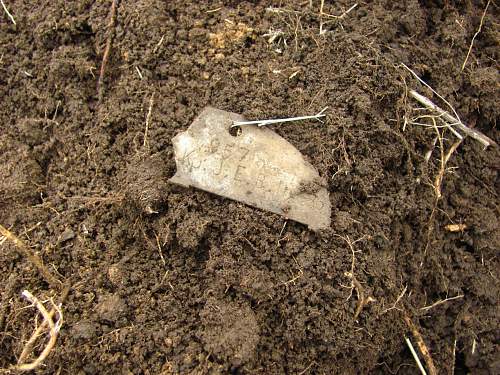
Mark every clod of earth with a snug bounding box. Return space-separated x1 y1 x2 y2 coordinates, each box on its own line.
169 107 331 231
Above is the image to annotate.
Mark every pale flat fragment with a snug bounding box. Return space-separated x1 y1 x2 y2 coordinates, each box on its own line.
169 107 331 231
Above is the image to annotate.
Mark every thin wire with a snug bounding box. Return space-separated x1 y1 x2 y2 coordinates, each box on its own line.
232 107 328 127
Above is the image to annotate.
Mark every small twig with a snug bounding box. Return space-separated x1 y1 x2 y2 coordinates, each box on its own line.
135 66 144 80
420 294 464 312
97 0 118 101
1 0 15 25
15 290 63 372
409 90 495 148
410 92 463 141
232 107 327 127
404 314 438 375
152 35 165 53
402 63 496 148
401 63 463 125
206 7 222 13
462 0 491 71
405 336 427 375
0 225 62 289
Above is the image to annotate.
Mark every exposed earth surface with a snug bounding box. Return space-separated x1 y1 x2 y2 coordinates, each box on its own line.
0 0 498 374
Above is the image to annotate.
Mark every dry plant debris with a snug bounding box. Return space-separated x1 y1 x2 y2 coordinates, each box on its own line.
402 63 496 148
97 0 118 101
462 0 491 71
335 235 375 321
13 290 64 372
403 314 438 375
400 63 496 265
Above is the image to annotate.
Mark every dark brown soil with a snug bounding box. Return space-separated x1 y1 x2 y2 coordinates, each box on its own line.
1 1 499 374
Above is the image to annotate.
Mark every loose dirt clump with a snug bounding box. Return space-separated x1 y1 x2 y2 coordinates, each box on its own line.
199 297 260 368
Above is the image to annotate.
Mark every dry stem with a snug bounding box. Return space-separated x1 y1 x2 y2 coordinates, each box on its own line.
409 89 495 148
462 0 491 71
404 314 438 375
420 294 464 312
402 62 496 148
97 0 118 101
405 336 427 375
0 225 62 289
